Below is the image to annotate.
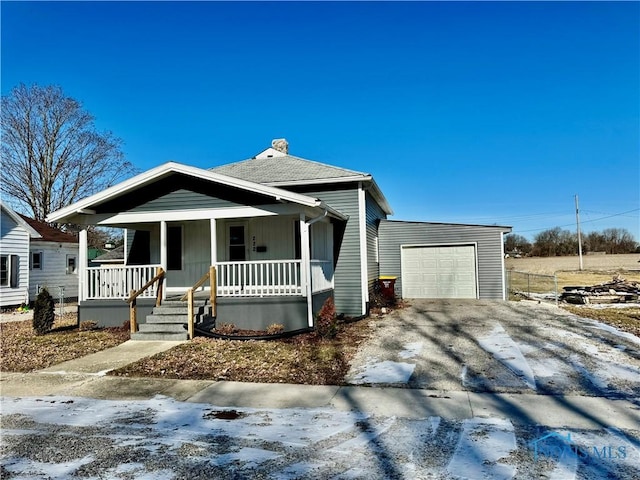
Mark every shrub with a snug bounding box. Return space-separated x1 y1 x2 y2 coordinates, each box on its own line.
267 323 285 335
315 297 338 338
215 323 237 335
32 288 55 335
79 320 99 331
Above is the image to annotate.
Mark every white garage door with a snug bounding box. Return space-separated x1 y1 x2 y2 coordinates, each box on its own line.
401 245 477 299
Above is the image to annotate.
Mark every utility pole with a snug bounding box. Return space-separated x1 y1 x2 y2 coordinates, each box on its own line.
575 194 583 270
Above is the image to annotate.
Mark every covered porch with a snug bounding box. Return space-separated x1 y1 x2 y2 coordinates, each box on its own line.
77 213 338 331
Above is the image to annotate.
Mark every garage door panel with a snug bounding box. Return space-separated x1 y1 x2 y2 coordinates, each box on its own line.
402 245 477 299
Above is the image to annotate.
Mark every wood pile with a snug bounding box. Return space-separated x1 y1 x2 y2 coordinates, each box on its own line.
561 275 639 304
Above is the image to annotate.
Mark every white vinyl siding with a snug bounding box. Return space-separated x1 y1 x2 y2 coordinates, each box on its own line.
28 241 79 301
0 209 30 307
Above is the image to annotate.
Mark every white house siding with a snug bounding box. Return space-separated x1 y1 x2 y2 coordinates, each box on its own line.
28 241 79 302
0 209 30 307
378 221 510 301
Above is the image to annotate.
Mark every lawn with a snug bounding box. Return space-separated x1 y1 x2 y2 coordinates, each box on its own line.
0 316 130 372
110 318 373 385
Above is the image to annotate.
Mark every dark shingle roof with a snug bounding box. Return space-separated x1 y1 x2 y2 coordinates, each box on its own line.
92 245 124 263
18 215 78 243
210 153 370 185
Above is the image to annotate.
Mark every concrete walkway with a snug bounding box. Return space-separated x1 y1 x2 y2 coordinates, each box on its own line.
1 340 638 431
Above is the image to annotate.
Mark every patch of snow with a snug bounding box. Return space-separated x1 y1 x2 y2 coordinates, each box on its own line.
478 323 537 390
398 341 423 359
349 360 416 384
2 456 95 479
446 417 517 480
578 318 640 346
211 447 280 467
328 417 396 453
273 461 324 479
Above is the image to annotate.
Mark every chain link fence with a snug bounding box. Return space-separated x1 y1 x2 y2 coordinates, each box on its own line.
506 270 558 305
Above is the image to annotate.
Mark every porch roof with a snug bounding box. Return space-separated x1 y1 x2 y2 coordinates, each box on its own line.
46 162 348 224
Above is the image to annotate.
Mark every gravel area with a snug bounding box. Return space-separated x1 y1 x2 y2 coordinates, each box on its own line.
346 299 640 397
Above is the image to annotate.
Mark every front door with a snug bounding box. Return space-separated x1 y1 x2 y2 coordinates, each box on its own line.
227 223 247 261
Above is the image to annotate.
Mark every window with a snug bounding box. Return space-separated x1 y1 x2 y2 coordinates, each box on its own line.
1 255 18 288
0 255 8 286
167 226 182 270
31 251 43 270
228 225 246 261
66 255 77 274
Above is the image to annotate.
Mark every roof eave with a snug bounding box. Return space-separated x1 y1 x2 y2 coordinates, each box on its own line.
46 162 325 223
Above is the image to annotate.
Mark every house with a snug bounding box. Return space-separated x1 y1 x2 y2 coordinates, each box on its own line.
0 202 40 308
45 139 511 336
17 216 79 302
91 245 125 266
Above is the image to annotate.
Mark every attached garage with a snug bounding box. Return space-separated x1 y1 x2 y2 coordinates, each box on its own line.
378 220 511 300
401 244 477 298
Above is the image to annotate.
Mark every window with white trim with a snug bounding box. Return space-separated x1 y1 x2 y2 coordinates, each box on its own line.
66 255 77 274
0 255 8 286
31 251 43 270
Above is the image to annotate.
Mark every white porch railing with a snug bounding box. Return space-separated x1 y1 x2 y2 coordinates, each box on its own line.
84 260 334 300
216 260 302 297
85 265 163 299
311 260 334 293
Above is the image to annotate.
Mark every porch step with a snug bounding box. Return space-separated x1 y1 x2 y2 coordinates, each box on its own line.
130 300 211 341
138 323 187 333
131 332 188 341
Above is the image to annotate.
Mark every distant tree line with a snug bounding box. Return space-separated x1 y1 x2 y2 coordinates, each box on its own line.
505 228 639 257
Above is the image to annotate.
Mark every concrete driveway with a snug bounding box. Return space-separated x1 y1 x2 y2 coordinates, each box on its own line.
346 299 640 398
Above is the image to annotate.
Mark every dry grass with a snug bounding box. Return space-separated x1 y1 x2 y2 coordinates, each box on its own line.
562 306 640 337
0 316 130 372
506 253 640 276
111 319 373 385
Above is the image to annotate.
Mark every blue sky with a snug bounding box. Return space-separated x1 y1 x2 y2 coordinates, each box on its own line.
2 1 639 241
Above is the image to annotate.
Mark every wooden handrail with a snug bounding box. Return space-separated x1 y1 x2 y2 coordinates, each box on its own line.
180 271 210 301
183 266 217 340
127 267 165 334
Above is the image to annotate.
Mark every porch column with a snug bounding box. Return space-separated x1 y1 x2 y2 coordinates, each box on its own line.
160 221 167 299
300 214 313 327
210 218 217 265
79 228 88 302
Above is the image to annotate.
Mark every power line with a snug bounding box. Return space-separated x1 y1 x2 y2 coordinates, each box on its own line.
512 208 639 234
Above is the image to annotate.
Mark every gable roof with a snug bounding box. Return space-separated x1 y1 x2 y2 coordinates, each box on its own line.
0 202 41 238
46 161 347 224
210 147 394 215
19 215 78 243
211 148 372 185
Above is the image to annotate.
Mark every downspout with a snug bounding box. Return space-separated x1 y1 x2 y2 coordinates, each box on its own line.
304 208 328 328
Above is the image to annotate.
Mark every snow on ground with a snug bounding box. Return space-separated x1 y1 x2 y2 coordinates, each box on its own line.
477 323 537 390
348 341 423 385
2 395 638 479
446 417 517 480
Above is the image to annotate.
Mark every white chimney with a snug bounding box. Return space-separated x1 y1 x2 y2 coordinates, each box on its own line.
271 138 289 154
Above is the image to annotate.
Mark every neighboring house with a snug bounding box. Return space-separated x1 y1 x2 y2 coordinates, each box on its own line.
17 215 79 302
0 202 40 308
46 139 511 331
91 245 125 266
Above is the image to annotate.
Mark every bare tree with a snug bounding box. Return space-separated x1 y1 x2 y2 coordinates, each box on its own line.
1 83 133 222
